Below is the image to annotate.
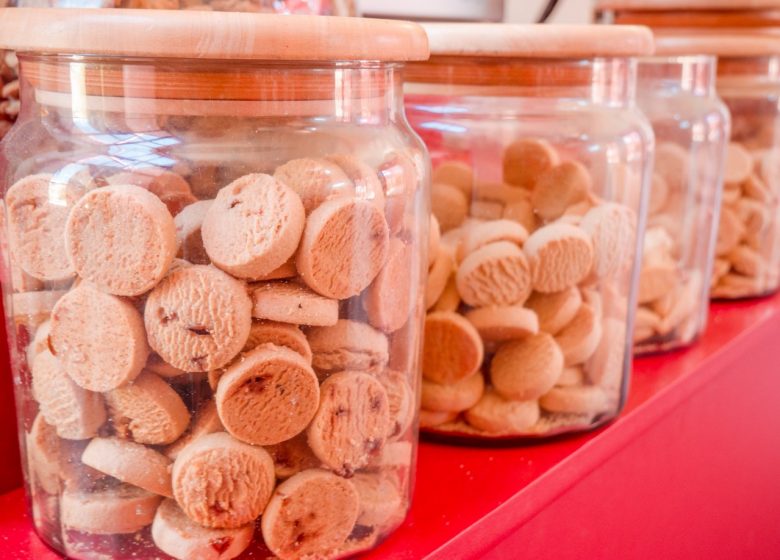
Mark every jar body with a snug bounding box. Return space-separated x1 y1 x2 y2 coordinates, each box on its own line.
1 55 427 559
406 57 653 441
634 56 729 353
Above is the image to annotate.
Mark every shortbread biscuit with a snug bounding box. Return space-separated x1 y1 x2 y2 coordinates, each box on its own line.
525 287 582 335
464 306 538 342
554 304 602 366
274 157 354 214
163 399 224 461
431 182 468 232
503 138 559 189
106 167 197 216
308 319 389 378
524 223 594 293
456 241 532 307
540 385 611 415
491 333 563 401
61 483 161 535
244 320 313 363
580 203 636 279
531 161 591 221
363 238 414 333
432 161 473 198
464 389 540 434
422 312 483 384
459 219 529 261
264 433 321 480
421 374 484 413
251 281 338 327
174 199 212 265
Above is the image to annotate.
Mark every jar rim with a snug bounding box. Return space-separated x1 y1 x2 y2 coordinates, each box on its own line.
0 8 429 62
654 32 780 57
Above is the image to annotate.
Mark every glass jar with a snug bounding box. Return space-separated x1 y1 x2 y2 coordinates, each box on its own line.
633 55 729 353
404 24 655 441
0 1 17 141
16 0 355 14
0 8 429 559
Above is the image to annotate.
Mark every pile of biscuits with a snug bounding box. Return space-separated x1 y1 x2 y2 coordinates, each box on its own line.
420 139 637 438
0 49 18 141
4 150 422 559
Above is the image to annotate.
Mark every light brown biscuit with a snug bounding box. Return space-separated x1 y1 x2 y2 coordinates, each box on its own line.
172 432 275 529
464 389 540 434
729 246 764 278
724 142 754 184
174 199 213 265
428 215 441 267
106 167 197 216
145 353 186 379
587 317 627 388
426 245 455 310
105 371 190 446
152 498 255 560
539 385 611 415
264 433 321 480
163 399 224 461
638 262 678 304
421 374 484 413
255 259 298 282
743 172 772 203
456 241 533 307
363 238 414 333
431 182 469 232
432 161 473 198
532 160 591 221
307 371 390 476
352 472 405 531
27 414 66 494
470 200 504 220
216 344 319 446
419 409 458 429
491 333 563 401
378 369 415 440
297 197 390 299
465 306 538 342
49 283 149 391
432 274 461 313
503 198 537 233
422 312 484 384
5 173 83 282
261 469 359 560
251 281 338 327
144 265 252 372
274 157 354 214
554 304 602 366
557 366 585 387
474 181 530 205
713 272 766 298
459 220 529 261
657 272 702 336
711 258 731 287
244 320 313 363
202 173 305 280
736 198 770 236
580 203 636 279
525 287 582 335
61 483 162 535
81 437 173 498
524 223 594 293
308 319 389 378
377 151 417 234
716 206 746 257
31 350 106 440
65 184 177 296
503 138 560 189
12 290 66 332
326 154 385 211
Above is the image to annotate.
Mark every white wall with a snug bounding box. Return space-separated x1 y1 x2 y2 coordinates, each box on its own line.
504 0 593 23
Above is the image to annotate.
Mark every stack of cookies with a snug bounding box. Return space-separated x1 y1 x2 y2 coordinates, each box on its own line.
0 48 17 140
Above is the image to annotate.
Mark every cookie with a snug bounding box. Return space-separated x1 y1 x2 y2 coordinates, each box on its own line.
255 259 298 282
145 353 186 379
431 182 468 232
65 184 177 296
557 366 585 387
308 319 389 378
326 154 386 211
419 409 458 429
5 173 83 282
163 399 224 461
540 385 611 415
431 275 461 313
174 199 213 265
503 138 560 189
422 312 483 384
352 472 405 530
61 483 162 535
464 305 538 342
105 371 190 446
524 223 594 293
428 215 441 267
464 389 540 434
531 161 591 221
296 197 390 299
31 350 106 440
459 219 529 261
554 304 602 366
265 433 321 480
421 374 484 413
50 284 149 391
432 161 473 198
377 369 415 439
426 245 455 310
26 414 66 494
145 265 252 372
490 333 563 401
525 287 582 335
363 238 414 333
579 203 636 279
724 142 753 184
503 198 537 233
216 344 319 446
244 320 313 363
261 469 359 560
456 241 532 307
172 432 275 529
715 206 745 257
377 151 417 234
307 371 390 476
638 262 678 304
81 437 173 498
152 498 255 560
274 157 354 214
251 281 338 327
470 200 504 220
12 290 66 332
106 167 197 216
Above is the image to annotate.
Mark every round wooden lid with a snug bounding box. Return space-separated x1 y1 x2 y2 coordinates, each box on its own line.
0 8 429 62
654 32 780 56
420 23 654 59
596 0 780 10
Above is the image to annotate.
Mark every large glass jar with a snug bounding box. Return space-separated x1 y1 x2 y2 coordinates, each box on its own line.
633 55 729 353
0 9 429 559
404 24 655 441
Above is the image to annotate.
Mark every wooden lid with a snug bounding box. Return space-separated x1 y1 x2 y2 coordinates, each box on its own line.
654 32 780 56
596 0 780 10
0 8 429 62
420 24 654 58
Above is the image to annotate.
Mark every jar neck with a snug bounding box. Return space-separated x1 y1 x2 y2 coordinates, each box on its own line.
637 55 717 97
18 55 405 125
405 56 637 107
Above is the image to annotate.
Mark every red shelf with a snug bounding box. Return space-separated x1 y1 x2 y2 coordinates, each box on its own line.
2 296 780 559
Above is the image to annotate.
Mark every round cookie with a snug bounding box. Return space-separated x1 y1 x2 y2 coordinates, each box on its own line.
61 483 162 535
5 173 83 282
202 173 305 280
456 241 533 307
554 304 602 366
432 275 461 313
421 374 484 413
172 432 275 529
580 203 637 279
174 199 213 265
531 161 591 221
525 287 582 335
31 350 107 440
422 312 484 384
377 151 417 234
308 319 389 378
503 138 560 189
459 219 529 260
557 366 586 387
464 389 540 434
307 371 390 477
490 333 563 401
12 290 66 332
144 265 252 372
540 385 611 415
50 284 149 392
255 259 298 282
81 437 173 498
503 198 537 233
26 319 51 367
265 433 322 480
426 245 455 310
244 320 313 363
26 414 66 494
252 281 338 327
261 469 359 560
378 369 415 440
164 399 224 461
106 167 197 216
724 142 753 184
216 344 319 446
326 154 386 211
351 472 405 530
419 409 458 429
363 238 415 333
431 182 469 232
524 223 594 293
152 498 255 560
65 184 177 296
296 197 389 299
432 161 473 198
464 306 539 342
274 157 354 214
716 206 745 257
105 371 190 446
